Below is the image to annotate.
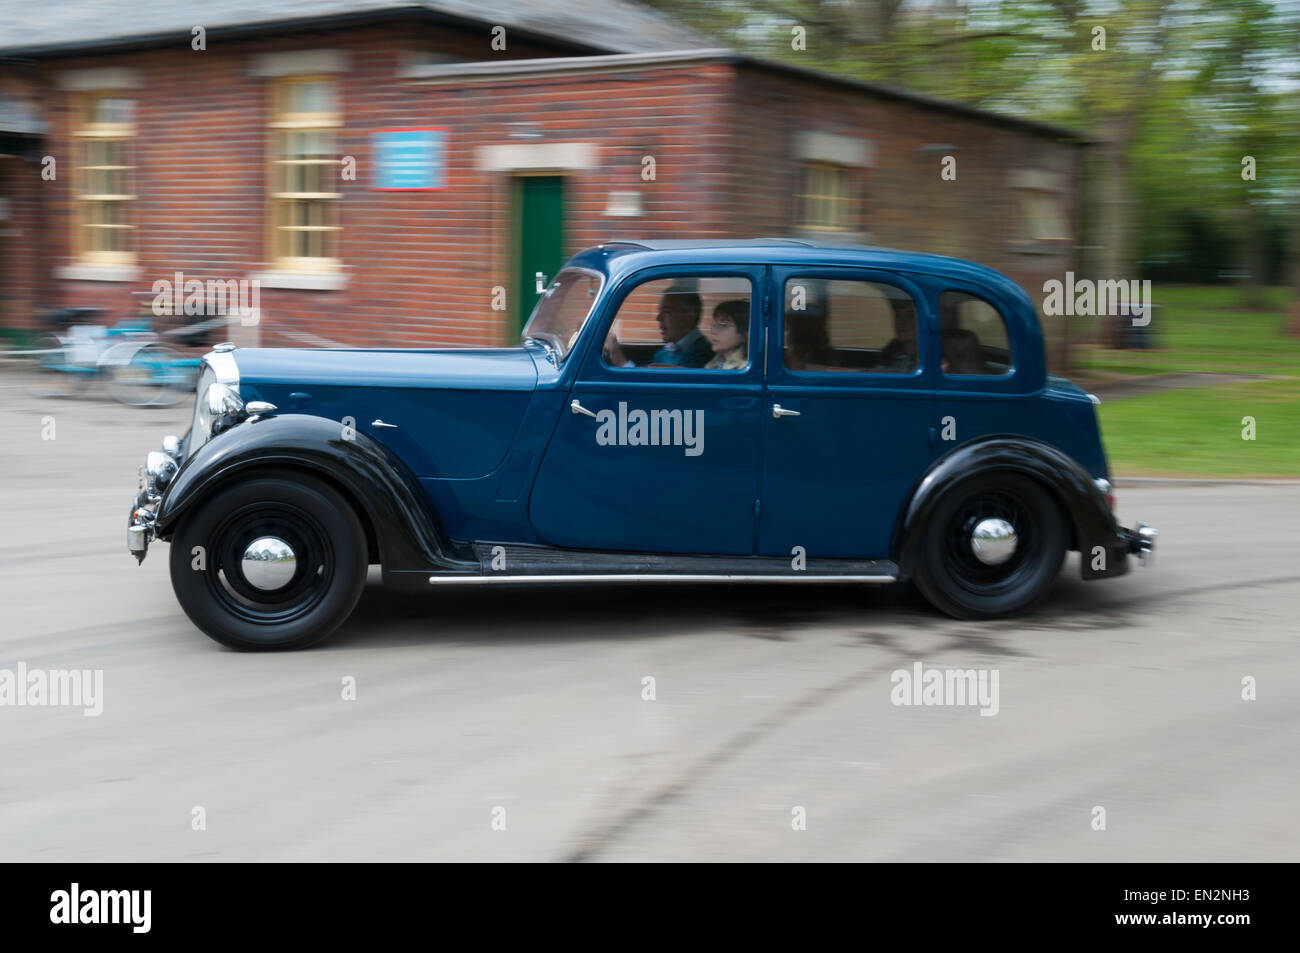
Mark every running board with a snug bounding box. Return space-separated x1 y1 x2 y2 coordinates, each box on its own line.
427 573 897 585
416 543 899 584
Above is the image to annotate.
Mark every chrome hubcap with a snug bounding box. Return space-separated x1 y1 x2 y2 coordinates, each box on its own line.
970 518 1017 566
240 536 297 591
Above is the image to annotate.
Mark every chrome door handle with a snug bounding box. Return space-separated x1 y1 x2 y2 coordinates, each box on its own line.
570 400 598 419
772 403 800 419
371 419 398 429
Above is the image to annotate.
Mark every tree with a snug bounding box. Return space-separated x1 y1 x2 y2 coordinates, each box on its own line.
648 0 1300 319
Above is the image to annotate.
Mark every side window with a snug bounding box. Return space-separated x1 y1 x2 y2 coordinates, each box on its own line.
602 276 753 371
938 291 1013 376
783 277 918 374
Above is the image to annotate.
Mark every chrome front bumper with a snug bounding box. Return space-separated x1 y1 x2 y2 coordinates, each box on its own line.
127 435 182 564
1123 521 1158 566
127 508 153 563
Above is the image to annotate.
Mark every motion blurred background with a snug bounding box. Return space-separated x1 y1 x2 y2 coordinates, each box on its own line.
1 2 1297 865
0 0 1297 474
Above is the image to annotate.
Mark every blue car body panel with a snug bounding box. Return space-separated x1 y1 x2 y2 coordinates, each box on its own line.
217 241 1115 562
234 347 537 480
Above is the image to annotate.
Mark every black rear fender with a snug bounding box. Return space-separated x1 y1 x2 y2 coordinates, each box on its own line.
893 436 1129 581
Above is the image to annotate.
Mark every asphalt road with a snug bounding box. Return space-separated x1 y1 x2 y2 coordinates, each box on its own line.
2 375 1298 862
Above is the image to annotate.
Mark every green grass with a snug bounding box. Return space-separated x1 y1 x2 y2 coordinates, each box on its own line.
1079 285 1300 476
1098 377 1300 476
1071 285 1300 377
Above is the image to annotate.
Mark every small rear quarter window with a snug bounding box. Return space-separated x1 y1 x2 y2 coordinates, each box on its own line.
937 290 1013 376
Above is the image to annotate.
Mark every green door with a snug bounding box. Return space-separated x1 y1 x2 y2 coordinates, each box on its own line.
514 176 565 333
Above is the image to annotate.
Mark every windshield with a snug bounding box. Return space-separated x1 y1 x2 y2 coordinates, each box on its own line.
521 268 603 361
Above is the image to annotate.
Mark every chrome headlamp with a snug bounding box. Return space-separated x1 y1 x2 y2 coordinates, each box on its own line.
198 381 243 438
143 450 177 499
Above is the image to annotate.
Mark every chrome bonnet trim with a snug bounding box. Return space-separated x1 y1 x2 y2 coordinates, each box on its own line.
205 345 240 386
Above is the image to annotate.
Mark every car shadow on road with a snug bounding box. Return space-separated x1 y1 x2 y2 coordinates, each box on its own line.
325 559 1130 651
325 578 922 650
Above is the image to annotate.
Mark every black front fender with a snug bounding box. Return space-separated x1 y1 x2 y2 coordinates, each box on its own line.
893 436 1129 581
155 414 473 576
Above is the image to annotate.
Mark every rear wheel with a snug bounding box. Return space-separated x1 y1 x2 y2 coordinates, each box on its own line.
168 474 368 650
912 472 1065 619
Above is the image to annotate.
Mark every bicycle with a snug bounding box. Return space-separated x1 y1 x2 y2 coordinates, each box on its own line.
25 304 219 407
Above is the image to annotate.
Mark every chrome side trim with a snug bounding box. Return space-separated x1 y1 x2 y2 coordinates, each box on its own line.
428 573 897 585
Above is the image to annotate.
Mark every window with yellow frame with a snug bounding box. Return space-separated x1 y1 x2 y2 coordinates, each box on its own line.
268 77 342 272
797 162 856 231
1017 189 1069 242
74 93 136 264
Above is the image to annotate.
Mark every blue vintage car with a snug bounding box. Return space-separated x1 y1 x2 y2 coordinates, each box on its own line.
127 239 1156 650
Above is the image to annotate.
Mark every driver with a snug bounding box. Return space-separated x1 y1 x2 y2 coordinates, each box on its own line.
604 285 714 368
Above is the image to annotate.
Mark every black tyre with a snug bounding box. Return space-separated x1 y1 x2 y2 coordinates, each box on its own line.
912 472 1066 620
168 473 368 650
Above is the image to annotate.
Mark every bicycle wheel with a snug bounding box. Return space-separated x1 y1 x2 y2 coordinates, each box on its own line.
28 334 92 400
104 342 186 407
149 353 198 406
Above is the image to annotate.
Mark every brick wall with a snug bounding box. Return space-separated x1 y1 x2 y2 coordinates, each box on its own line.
729 64 1082 369
17 24 599 347
0 155 43 331
396 60 736 346
4 29 1083 366
0 72 45 333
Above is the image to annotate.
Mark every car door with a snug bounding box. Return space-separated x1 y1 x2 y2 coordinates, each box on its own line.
757 267 936 559
528 265 765 555
928 279 1032 445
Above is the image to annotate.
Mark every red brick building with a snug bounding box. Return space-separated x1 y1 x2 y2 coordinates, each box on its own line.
0 0 1088 365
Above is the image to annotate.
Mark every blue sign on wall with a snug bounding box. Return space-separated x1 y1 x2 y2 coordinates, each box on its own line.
371 128 447 190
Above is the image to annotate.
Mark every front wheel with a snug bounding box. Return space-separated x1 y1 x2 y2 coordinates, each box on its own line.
168 474 368 650
912 472 1066 620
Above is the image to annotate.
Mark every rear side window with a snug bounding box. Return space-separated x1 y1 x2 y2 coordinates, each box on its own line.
937 290 1013 376
783 277 919 374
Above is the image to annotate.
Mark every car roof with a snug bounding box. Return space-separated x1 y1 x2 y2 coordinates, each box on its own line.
570 238 1026 299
